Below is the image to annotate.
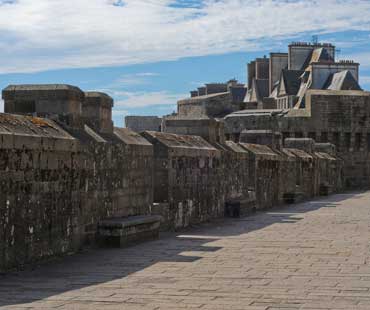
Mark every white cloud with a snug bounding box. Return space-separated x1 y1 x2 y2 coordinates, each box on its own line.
361 76 370 85
115 90 186 108
110 72 159 86
0 0 369 73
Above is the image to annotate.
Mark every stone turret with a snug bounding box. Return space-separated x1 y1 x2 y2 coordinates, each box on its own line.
83 92 114 134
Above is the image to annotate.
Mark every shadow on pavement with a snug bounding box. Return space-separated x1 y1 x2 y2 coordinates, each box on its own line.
0 191 366 307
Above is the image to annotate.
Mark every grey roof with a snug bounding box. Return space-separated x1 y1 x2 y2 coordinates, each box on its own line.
301 47 334 70
225 109 285 118
230 86 248 103
281 70 304 95
255 79 269 101
324 70 362 91
310 48 334 63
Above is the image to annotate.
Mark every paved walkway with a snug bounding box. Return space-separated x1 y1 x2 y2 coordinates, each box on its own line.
1 192 370 310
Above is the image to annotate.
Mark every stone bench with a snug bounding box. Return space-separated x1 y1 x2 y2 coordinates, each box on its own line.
283 192 305 204
319 184 332 196
98 215 162 247
225 192 257 218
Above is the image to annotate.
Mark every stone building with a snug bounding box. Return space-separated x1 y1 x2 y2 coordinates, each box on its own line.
244 42 361 110
179 79 248 118
169 41 367 189
224 89 369 188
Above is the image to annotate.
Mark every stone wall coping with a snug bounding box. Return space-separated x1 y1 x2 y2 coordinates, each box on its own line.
2 84 84 100
144 131 218 151
178 92 230 104
99 215 162 229
0 113 74 139
239 143 278 158
114 127 153 146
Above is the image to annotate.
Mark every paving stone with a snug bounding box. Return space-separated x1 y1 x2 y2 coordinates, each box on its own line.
1 192 370 309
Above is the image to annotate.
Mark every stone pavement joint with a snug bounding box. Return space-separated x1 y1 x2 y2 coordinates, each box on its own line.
1 191 370 310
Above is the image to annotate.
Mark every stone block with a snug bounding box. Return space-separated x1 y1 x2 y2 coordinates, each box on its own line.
97 215 162 247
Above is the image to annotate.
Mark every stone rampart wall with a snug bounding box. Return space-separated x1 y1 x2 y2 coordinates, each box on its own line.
0 115 153 271
224 90 370 188
0 114 343 271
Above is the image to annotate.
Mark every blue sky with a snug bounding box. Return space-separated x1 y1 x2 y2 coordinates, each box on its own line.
0 0 369 127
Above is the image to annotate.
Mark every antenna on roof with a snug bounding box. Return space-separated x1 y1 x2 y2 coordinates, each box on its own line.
312 35 318 45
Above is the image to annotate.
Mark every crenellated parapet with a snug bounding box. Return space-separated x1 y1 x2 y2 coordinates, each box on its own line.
0 83 345 272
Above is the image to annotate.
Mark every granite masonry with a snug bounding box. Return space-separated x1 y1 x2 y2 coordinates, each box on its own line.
0 81 344 272
0 40 366 271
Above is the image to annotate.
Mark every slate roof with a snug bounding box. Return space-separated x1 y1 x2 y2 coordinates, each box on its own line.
244 79 268 103
301 47 334 70
225 109 284 118
310 48 334 63
281 70 304 95
324 70 362 91
230 86 248 103
255 79 269 100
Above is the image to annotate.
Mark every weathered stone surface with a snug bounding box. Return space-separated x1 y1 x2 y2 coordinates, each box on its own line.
82 92 114 134
178 92 235 118
225 90 370 188
163 117 225 144
2 84 85 128
0 116 154 271
125 116 163 133
142 131 223 230
98 215 162 247
0 83 346 272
